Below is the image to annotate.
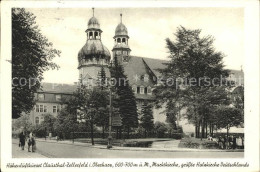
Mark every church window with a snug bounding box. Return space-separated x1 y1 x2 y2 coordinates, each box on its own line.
89 32 93 39
117 38 121 43
35 117 39 125
123 56 128 62
144 87 148 94
94 31 98 39
123 51 127 55
122 38 126 43
137 87 140 94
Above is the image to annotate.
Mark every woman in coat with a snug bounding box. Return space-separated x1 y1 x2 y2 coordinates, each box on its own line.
19 131 26 150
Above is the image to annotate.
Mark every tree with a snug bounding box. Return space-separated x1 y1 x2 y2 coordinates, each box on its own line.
216 106 243 138
109 55 138 138
35 113 56 137
13 114 33 133
140 101 154 137
96 66 109 138
54 106 78 139
68 86 109 145
12 8 60 118
153 26 230 139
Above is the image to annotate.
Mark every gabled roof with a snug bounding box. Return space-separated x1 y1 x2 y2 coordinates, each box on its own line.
141 57 168 77
123 56 167 86
39 82 77 94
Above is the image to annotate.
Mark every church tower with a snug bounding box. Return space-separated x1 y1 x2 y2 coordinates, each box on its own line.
77 8 111 87
112 14 131 64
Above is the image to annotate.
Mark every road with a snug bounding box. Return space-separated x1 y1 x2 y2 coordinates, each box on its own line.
13 140 243 158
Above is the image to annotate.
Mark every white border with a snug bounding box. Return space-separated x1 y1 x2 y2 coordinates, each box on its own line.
1 1 259 172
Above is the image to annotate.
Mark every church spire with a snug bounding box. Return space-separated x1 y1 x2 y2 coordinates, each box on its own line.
92 8 95 17
120 13 122 23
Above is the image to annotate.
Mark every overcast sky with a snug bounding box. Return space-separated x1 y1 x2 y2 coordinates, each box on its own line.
27 8 244 84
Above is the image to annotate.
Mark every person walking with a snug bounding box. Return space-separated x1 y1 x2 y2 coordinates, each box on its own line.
236 136 242 149
218 136 223 149
28 132 36 152
223 135 227 149
232 135 236 149
19 131 26 150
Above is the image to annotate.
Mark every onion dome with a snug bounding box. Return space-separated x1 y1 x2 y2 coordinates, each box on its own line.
114 14 129 37
115 23 128 36
78 39 111 63
88 16 100 29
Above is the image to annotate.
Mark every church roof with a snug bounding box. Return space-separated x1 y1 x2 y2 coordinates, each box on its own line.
112 43 131 50
123 56 167 87
88 16 100 30
115 23 128 36
141 57 168 77
78 39 111 61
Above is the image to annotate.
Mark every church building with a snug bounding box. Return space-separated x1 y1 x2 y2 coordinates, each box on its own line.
25 9 244 133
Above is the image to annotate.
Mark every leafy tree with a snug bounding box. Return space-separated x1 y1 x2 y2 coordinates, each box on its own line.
153 26 230 139
94 107 109 139
54 107 78 139
216 106 243 138
12 114 33 133
68 86 109 145
12 8 60 118
34 113 56 137
232 86 244 118
110 55 138 138
140 101 154 137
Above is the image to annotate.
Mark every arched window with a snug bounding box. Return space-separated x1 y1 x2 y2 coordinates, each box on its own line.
122 38 126 43
89 32 93 39
95 32 98 39
117 38 121 43
35 117 39 125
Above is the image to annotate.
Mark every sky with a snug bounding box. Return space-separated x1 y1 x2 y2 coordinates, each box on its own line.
27 8 244 84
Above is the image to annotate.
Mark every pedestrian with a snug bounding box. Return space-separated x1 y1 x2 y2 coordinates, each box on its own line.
236 136 242 149
218 136 223 149
228 135 233 149
223 135 227 149
232 135 236 149
19 131 26 150
28 132 36 152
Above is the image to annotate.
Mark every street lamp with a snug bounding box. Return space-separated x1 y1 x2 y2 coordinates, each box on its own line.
107 87 112 149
